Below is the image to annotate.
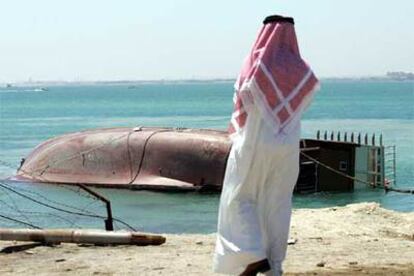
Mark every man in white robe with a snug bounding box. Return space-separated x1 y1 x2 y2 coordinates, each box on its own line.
213 15 319 275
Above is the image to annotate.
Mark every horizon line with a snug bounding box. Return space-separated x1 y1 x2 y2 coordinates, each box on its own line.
2 74 413 86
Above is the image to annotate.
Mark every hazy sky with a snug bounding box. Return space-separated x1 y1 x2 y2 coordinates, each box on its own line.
0 0 413 82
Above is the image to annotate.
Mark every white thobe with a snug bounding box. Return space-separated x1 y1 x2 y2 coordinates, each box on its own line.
213 105 300 275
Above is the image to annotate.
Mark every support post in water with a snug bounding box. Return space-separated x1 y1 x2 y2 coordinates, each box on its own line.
76 184 114 231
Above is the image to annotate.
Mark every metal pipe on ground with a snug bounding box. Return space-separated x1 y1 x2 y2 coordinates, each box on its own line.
0 228 166 246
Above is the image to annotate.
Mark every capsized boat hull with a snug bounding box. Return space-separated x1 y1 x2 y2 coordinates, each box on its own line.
14 127 368 193
14 127 232 192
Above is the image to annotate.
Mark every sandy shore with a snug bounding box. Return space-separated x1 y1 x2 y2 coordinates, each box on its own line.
1 202 413 275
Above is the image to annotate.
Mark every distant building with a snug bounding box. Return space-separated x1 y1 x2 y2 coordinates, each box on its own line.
386 71 414 81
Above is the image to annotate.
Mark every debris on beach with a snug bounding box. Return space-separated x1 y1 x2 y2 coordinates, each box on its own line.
287 238 297 245
0 228 166 246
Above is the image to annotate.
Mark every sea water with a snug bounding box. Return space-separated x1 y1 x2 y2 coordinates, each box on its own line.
0 80 413 233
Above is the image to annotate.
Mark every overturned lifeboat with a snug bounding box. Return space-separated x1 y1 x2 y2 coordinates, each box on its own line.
14 127 231 192
14 127 391 193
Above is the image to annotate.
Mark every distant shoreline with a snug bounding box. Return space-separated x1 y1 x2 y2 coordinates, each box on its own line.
1 77 413 87
1 79 236 87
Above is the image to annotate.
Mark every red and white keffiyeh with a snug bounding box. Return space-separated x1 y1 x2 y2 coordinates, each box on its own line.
229 16 319 139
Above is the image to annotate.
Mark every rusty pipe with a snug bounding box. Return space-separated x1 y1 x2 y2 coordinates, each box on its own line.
0 228 166 246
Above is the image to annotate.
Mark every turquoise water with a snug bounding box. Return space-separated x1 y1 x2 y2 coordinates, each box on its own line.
0 80 413 233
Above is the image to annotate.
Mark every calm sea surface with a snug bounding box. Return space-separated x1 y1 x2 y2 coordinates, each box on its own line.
0 80 413 233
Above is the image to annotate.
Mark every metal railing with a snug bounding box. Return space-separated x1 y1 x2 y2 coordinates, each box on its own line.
384 145 396 186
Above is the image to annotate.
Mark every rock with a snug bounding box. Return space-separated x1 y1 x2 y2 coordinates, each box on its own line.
316 261 326 267
287 238 297 245
196 241 203 245
349 261 358 265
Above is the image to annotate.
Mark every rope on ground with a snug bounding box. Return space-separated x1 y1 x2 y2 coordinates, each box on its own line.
300 151 414 195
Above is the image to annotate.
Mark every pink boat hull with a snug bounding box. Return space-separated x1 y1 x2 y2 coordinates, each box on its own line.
14 127 231 192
